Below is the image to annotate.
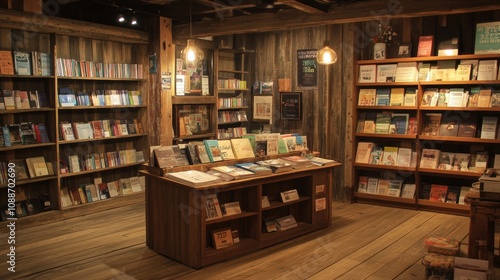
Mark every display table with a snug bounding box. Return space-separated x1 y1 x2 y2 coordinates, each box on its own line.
141 162 340 268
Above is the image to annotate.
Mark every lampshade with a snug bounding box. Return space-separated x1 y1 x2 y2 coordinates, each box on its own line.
181 39 204 68
317 41 337 65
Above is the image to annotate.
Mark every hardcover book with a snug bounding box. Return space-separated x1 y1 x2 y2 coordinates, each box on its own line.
429 184 448 202
421 88 438 106
354 142 374 164
376 179 389 195
477 60 498 80
230 138 255 159
417 35 434 57
457 116 477 138
480 116 498 139
420 149 440 169
211 165 255 180
387 180 403 197
366 177 378 194
234 162 272 175
358 64 376 83
376 64 397 83
13 51 31 75
396 147 412 167
205 193 223 220
0 50 14 75
452 153 471 171
474 21 500 54
166 170 221 188
437 152 455 170
422 113 442 136
358 88 376 106
477 89 492 107
401 184 416 199
204 139 223 162
382 146 398 165
389 88 404 106
369 146 383 165
439 114 460 137
357 176 368 193
395 62 418 82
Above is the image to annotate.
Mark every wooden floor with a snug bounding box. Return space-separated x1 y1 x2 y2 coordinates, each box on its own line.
1 200 475 279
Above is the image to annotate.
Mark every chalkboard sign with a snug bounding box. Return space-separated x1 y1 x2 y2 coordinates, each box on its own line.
280 92 302 120
297 49 318 88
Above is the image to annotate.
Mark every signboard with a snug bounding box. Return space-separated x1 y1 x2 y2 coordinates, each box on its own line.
475 21 500 54
280 92 301 120
297 49 318 88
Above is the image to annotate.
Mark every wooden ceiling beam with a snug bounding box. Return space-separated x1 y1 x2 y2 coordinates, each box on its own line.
278 0 329 14
174 0 500 39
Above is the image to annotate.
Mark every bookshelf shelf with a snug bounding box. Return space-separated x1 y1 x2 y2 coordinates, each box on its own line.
353 55 500 216
0 12 149 224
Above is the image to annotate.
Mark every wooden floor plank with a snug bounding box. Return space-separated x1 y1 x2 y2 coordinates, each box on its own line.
0 201 489 280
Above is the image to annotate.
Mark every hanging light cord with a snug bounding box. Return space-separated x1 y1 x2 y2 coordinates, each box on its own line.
189 0 193 38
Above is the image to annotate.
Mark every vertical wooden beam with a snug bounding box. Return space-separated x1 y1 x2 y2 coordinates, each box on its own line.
23 0 42 14
146 16 174 148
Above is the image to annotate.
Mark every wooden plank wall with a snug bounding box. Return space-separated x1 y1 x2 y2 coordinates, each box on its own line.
246 9 500 202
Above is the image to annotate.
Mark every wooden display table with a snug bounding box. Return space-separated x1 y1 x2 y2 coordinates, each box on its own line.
141 162 340 268
468 198 500 267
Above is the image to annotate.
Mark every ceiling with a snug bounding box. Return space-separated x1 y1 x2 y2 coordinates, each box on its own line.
53 0 365 29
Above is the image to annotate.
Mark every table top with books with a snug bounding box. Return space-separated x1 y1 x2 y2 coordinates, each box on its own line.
142 155 341 189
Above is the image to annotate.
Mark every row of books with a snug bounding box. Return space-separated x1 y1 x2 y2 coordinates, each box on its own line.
358 59 500 83
420 149 499 172
59 119 143 141
58 88 142 107
357 112 416 135
61 149 144 174
0 156 53 185
422 113 499 139
1 123 50 147
217 127 248 140
218 96 247 108
217 111 248 123
56 58 144 79
217 79 247 90
252 81 274 94
0 89 48 110
357 176 411 198
358 87 417 107
0 193 52 220
60 176 145 207
421 184 476 205
421 87 500 108
0 50 51 76
355 142 415 167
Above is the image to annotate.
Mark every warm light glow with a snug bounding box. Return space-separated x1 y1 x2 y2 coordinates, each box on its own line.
131 17 137 25
118 14 125 22
181 39 204 67
317 42 337 65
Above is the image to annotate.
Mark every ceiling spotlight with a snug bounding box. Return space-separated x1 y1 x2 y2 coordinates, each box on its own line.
118 14 125 23
131 17 137 25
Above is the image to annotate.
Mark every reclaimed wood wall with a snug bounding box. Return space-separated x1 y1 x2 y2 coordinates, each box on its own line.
246 9 500 201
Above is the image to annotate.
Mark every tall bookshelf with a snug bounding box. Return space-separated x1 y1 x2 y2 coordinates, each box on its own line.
0 10 149 224
215 48 253 139
353 54 500 216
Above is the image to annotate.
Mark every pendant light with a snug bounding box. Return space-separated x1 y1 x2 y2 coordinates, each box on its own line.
317 40 337 65
181 0 204 68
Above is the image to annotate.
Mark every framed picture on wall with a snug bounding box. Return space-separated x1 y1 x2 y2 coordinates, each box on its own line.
280 92 302 120
253 95 273 122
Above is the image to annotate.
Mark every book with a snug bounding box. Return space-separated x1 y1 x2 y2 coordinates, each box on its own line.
255 159 293 173
417 35 434 57
3 90 15 110
477 89 492 107
211 165 255 180
374 112 391 134
437 152 455 170
421 113 442 136
275 215 297 231
185 143 201 165
19 122 37 144
26 156 49 177
221 201 242 216
395 62 417 82
354 142 373 164
452 153 471 171
13 51 31 75
387 180 403 197
172 145 190 166
279 155 311 169
491 90 500 107
403 88 417 106
429 184 448 202
447 88 466 107
9 159 30 180
358 64 376 83
421 88 438 106
480 116 498 139
420 149 440 169
369 146 383 165
455 64 472 81
217 139 235 160
418 62 431 81
195 143 211 164
389 88 404 106
7 124 21 145
381 146 398 165
166 170 222 188
376 64 397 83
230 138 255 159
366 177 378 194
357 176 368 193
438 114 460 137
0 50 14 74
457 116 477 138
461 59 479 80
458 187 472 205
401 184 416 199
358 89 376 106
58 87 77 107
153 146 178 168
396 147 412 167
205 193 223 220
234 162 272 175
376 179 389 195
472 151 488 173
310 157 337 166
477 60 498 80
390 113 408 134
203 139 223 162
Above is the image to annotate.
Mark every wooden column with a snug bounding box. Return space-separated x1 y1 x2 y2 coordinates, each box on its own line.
146 16 174 147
